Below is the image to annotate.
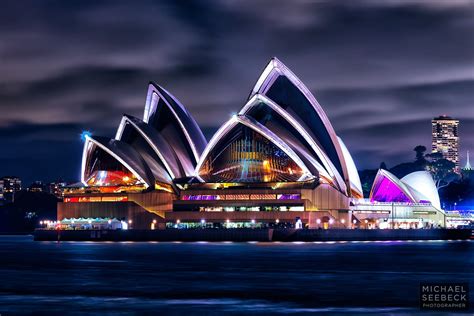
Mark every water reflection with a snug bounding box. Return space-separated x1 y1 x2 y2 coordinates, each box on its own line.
0 236 472 315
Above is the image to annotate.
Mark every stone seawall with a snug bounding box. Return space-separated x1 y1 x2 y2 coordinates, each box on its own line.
34 228 473 242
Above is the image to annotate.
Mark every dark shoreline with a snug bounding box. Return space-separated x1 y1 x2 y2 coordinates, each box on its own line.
0 232 33 235
33 228 473 242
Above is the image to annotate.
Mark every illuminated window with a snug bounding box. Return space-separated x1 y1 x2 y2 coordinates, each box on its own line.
198 124 303 182
225 194 250 200
277 194 301 200
101 196 128 202
182 195 220 201
250 194 277 200
83 142 141 187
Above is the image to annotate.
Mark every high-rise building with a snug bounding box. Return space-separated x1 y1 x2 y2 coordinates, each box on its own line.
432 115 459 172
28 181 46 192
2 176 22 203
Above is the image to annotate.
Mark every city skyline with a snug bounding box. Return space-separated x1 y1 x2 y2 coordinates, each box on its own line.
0 1 473 185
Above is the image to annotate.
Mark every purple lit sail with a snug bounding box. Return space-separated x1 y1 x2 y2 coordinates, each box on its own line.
370 176 411 203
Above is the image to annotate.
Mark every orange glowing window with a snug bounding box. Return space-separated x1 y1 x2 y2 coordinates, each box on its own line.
250 194 277 200
225 194 250 200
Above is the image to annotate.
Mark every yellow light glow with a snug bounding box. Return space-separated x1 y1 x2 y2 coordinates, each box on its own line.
123 176 130 182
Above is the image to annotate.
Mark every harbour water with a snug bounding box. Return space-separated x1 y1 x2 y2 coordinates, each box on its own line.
0 236 472 315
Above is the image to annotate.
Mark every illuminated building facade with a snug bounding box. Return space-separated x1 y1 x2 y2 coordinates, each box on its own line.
28 181 46 193
432 115 459 172
370 170 441 209
48 182 68 199
58 58 444 229
350 169 445 229
1 176 21 203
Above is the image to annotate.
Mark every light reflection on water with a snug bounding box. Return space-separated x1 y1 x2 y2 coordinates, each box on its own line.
0 236 472 315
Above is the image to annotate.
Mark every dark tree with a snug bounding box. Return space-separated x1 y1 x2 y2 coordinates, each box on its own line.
439 177 474 208
414 145 427 162
0 190 58 232
425 152 443 162
425 153 459 189
358 169 378 197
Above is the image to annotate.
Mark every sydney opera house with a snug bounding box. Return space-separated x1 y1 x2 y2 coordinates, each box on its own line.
59 58 446 230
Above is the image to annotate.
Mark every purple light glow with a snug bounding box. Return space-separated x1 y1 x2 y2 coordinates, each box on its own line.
370 177 411 203
277 194 301 200
182 195 219 201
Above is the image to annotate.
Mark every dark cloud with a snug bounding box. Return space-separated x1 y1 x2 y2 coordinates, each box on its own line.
0 0 472 185
0 123 93 184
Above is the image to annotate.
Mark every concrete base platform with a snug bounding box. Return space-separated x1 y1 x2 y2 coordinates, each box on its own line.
33 228 473 242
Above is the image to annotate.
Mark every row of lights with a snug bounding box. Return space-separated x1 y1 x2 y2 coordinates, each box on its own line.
170 218 411 227
173 219 350 225
39 220 54 225
315 218 344 225
40 219 134 225
39 220 60 229
175 218 269 225
45 218 387 227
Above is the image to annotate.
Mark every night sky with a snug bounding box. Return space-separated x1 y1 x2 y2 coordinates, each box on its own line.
1 0 473 186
